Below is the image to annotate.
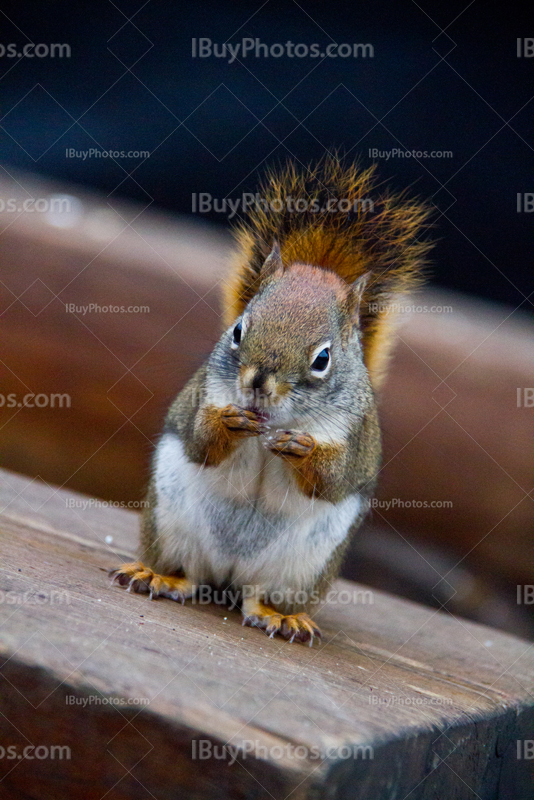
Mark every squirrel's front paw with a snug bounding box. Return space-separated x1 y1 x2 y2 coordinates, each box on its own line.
221 404 267 437
266 430 316 459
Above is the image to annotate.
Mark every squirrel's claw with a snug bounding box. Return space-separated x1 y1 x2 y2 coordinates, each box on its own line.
221 404 266 437
242 606 322 646
109 562 194 604
266 430 316 459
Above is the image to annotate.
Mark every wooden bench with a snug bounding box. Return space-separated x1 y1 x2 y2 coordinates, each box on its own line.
1 468 533 799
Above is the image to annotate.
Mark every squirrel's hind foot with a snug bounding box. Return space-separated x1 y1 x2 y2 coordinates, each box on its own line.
109 561 193 603
242 600 321 646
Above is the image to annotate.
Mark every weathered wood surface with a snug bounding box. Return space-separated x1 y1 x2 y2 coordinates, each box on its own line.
1 171 532 591
0 469 533 799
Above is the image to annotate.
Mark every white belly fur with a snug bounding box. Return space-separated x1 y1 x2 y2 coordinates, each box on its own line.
153 432 363 596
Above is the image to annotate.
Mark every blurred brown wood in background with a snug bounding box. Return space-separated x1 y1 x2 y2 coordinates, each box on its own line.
1 171 533 625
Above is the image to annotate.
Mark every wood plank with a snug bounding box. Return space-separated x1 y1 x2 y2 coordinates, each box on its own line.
0 469 533 799
0 171 228 503
381 291 534 586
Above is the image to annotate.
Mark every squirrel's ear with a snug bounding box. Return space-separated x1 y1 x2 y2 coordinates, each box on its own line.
347 272 370 323
260 240 284 282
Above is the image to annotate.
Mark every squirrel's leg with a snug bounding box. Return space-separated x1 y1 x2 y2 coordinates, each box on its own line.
241 595 322 646
109 562 195 603
110 490 194 603
109 404 266 600
265 431 348 503
266 409 380 502
187 403 267 466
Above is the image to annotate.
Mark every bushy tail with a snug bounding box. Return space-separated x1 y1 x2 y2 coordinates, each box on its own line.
223 156 432 389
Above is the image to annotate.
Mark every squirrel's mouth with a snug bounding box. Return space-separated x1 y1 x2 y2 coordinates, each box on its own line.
249 406 270 422
237 388 279 420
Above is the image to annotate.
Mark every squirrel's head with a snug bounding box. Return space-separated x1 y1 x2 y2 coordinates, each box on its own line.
209 243 369 425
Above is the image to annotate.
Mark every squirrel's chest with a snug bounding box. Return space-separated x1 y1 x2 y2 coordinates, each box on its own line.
172 432 307 515
210 436 302 511
155 432 328 537
154 433 361 587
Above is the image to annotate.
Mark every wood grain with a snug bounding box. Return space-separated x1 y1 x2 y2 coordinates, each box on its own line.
0 469 533 799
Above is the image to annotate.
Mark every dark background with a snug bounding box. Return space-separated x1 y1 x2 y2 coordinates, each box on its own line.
0 0 532 307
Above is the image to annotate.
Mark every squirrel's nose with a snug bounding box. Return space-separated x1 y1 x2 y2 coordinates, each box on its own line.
252 371 274 397
240 366 275 397
252 372 266 392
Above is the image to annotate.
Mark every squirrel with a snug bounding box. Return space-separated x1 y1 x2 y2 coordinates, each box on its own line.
110 157 431 645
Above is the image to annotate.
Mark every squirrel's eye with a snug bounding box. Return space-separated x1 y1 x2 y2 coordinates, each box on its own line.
231 321 242 350
311 347 330 375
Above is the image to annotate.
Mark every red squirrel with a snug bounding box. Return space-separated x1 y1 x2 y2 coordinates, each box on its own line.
111 157 431 645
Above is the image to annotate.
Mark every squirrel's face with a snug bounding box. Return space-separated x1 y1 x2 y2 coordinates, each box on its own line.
210 265 364 425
